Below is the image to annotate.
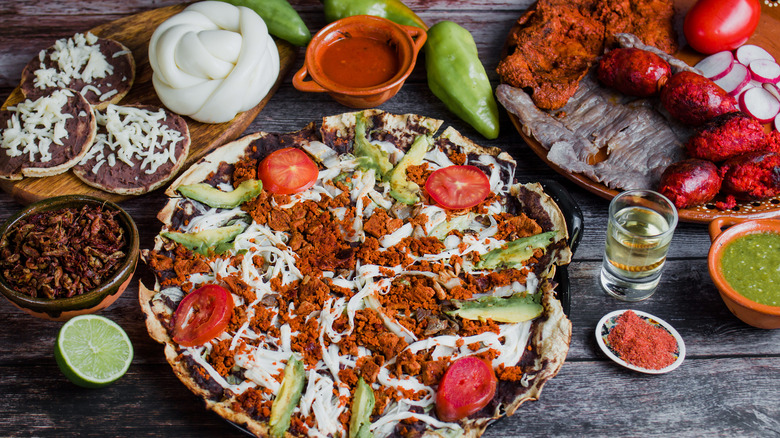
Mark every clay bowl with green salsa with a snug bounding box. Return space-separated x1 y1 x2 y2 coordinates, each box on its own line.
0 195 139 321
708 217 780 329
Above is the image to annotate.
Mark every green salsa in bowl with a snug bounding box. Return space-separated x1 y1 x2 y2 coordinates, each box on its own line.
708 217 780 329
720 232 780 307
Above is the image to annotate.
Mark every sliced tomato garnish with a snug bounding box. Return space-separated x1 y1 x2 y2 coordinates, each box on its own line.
424 165 490 209
258 147 319 195
172 284 234 347
435 356 497 422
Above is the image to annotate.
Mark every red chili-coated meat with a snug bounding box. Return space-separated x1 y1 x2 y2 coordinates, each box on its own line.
685 112 766 162
660 71 737 126
719 151 780 200
765 130 780 152
658 159 721 208
597 48 672 97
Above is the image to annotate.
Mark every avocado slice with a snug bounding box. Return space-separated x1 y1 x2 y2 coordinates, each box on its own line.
428 212 476 240
270 356 306 438
161 219 248 256
447 294 543 323
349 377 375 438
475 231 559 271
388 135 432 205
177 179 263 209
354 112 393 179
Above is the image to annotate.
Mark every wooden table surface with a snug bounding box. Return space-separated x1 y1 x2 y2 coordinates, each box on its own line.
1 1 778 437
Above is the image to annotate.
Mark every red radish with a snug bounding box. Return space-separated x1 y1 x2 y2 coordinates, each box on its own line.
735 44 775 65
715 62 750 95
764 82 780 101
749 59 780 84
735 82 755 104
694 51 734 80
775 113 780 132
739 87 780 123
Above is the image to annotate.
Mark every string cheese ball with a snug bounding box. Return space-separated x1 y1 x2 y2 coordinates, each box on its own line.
148 1 280 123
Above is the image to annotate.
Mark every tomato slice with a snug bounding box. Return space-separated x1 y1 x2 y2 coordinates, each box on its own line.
425 165 490 209
258 148 319 195
172 284 234 347
436 356 497 422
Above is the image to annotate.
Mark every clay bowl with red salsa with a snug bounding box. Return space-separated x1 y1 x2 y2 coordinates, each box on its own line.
0 195 139 321
293 15 426 108
708 217 780 329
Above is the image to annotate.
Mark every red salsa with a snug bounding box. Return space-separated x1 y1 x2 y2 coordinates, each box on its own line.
320 36 400 88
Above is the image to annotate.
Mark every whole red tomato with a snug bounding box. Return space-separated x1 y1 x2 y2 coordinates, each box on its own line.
683 0 761 54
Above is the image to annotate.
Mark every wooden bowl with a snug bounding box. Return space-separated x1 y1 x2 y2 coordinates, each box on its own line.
708 217 780 329
292 15 426 108
0 195 139 321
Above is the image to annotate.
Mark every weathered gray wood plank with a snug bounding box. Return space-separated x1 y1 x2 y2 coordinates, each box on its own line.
0 6 522 88
0 358 777 437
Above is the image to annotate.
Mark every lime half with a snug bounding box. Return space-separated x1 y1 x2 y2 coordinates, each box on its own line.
54 314 134 388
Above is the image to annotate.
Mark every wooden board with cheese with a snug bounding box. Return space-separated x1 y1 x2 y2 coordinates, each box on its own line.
0 3 297 205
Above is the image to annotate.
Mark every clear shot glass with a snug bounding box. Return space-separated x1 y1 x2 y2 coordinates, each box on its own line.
600 190 678 301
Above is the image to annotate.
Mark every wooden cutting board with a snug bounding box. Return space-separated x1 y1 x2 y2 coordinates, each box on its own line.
0 3 297 205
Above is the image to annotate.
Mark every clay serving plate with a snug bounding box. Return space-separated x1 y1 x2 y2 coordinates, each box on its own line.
596 309 686 374
708 217 780 329
293 15 426 108
505 0 780 223
0 195 139 321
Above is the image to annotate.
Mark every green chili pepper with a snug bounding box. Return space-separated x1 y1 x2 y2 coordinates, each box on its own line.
425 21 500 140
322 0 427 30
218 0 311 46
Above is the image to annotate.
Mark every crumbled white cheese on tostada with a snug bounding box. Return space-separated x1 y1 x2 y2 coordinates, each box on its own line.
79 105 184 174
33 32 114 101
2 89 75 162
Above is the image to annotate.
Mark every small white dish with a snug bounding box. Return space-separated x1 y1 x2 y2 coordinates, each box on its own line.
595 309 686 374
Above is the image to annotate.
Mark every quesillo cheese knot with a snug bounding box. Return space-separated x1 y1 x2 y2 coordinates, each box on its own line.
148 1 280 124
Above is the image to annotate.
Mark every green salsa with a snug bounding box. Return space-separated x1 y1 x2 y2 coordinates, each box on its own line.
720 232 780 307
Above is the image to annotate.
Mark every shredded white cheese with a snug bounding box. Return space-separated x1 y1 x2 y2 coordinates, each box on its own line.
33 32 115 101
1 89 75 162
78 105 184 175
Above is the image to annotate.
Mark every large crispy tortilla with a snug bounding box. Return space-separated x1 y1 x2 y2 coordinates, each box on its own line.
140 111 573 438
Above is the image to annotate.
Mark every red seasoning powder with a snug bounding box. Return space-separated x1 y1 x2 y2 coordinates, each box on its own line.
607 310 678 370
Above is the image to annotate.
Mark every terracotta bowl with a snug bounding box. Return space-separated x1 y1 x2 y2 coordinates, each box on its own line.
0 195 139 321
293 15 426 108
708 217 780 329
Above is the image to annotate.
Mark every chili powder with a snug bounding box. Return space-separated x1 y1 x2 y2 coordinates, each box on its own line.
607 310 678 370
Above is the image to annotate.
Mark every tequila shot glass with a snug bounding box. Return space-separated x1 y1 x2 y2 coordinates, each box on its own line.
600 190 678 301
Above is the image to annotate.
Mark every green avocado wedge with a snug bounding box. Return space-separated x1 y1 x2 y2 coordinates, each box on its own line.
475 231 559 271
349 377 376 438
448 294 543 323
388 135 432 205
270 356 306 438
354 112 394 179
162 220 248 256
177 179 263 209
